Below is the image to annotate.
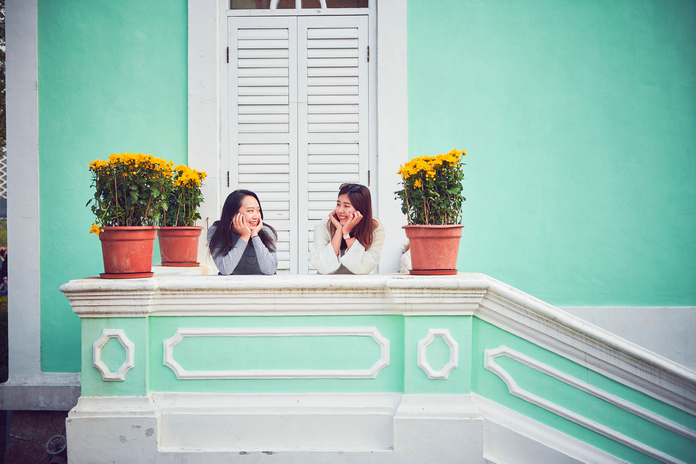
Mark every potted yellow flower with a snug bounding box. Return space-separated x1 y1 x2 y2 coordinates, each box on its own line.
157 164 207 266
88 153 172 278
395 149 466 275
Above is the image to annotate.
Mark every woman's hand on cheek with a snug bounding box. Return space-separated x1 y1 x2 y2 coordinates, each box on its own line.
252 218 263 237
329 211 342 232
343 211 363 234
233 214 252 242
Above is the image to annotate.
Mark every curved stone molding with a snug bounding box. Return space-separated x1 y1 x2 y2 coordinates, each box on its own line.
417 329 459 379
163 327 390 379
93 329 135 382
484 346 690 464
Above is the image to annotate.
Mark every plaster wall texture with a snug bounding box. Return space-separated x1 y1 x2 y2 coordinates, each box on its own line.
407 0 696 306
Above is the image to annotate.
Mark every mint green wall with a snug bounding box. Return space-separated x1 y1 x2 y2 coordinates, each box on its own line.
38 1 188 372
408 0 696 305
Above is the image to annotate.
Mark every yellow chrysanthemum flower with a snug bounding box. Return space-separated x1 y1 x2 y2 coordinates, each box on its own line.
89 223 104 236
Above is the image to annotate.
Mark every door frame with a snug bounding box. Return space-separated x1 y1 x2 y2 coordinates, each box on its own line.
189 0 407 273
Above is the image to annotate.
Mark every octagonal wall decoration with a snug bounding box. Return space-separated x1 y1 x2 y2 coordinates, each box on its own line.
93 329 135 381
417 329 459 379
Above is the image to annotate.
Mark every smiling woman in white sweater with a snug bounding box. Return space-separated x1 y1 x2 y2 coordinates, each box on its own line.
310 183 385 275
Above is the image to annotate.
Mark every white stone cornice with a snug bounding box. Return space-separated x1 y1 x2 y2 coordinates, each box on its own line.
60 272 696 417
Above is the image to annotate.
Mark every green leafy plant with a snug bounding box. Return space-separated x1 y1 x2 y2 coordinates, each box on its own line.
161 165 207 227
87 153 173 233
395 149 467 225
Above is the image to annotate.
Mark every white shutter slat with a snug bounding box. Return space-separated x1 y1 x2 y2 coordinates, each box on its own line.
309 201 338 211
308 182 344 192
238 49 289 59
239 164 289 174
239 77 290 86
238 28 289 39
239 124 289 133
308 39 359 49
308 143 359 154
239 155 289 164
308 163 359 173
309 190 341 201
238 95 289 105
238 39 290 49
308 95 359 104
307 48 359 58
307 58 359 68
308 172 359 183
308 123 359 133
308 67 359 77
309 154 360 164
308 86 359 95
240 173 290 183
239 105 290 114
308 76 359 86
238 58 289 68
238 143 289 154
238 67 290 77
307 28 359 39
238 114 290 124
238 86 289 96
308 113 358 123
307 104 359 114
240 182 291 192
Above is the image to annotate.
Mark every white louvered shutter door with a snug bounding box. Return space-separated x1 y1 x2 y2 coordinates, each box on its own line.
297 16 370 274
229 17 298 274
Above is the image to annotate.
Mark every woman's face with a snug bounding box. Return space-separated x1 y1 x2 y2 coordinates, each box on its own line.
238 195 261 229
334 194 357 225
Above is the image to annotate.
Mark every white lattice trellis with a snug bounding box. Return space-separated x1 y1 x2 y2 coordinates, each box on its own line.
0 153 6 199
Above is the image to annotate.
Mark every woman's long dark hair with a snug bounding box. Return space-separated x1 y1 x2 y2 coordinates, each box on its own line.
329 183 377 250
209 190 277 258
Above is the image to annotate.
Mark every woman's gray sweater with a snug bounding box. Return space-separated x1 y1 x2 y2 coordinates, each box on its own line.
207 224 278 275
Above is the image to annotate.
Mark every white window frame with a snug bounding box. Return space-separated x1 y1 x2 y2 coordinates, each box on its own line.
189 0 407 273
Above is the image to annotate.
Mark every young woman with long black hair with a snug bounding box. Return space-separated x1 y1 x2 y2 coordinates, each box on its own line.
207 190 278 275
310 183 385 274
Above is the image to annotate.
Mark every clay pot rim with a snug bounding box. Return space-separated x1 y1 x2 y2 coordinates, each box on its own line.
402 224 464 229
101 226 157 231
157 225 204 230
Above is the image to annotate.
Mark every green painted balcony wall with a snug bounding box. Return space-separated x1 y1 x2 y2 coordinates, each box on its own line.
38 0 188 372
471 318 696 463
37 0 696 376
79 312 696 462
408 0 696 306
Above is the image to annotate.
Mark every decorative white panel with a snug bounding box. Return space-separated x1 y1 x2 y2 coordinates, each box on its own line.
417 329 459 379
163 326 390 379
484 346 690 464
92 329 135 382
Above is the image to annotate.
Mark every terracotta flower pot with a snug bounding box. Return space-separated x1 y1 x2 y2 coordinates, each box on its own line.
403 224 464 275
157 226 203 267
99 226 157 278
